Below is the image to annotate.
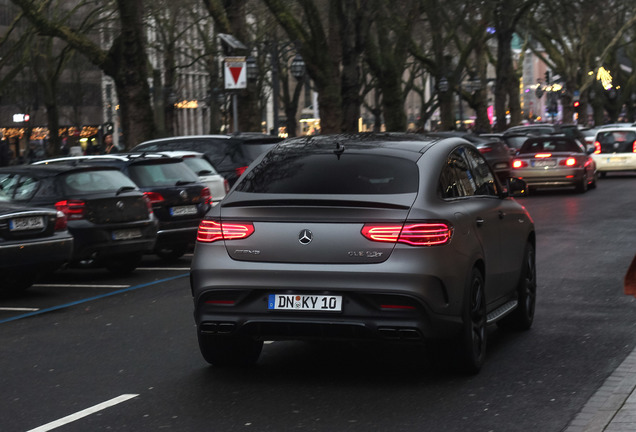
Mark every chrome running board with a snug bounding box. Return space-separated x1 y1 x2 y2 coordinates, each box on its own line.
487 300 518 324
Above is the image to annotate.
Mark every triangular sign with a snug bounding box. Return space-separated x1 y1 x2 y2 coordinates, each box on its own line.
229 66 243 85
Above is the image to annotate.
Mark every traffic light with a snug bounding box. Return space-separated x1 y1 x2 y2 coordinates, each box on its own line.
573 100 580 108
545 71 550 84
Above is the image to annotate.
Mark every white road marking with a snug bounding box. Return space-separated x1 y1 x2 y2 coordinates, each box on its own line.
32 284 130 289
25 394 138 432
0 307 39 312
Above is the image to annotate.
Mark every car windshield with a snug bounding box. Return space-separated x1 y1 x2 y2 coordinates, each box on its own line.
128 161 199 187
235 152 418 194
62 169 138 195
519 139 583 154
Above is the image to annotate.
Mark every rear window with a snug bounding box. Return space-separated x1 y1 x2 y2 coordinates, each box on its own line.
181 157 218 175
235 153 418 194
596 130 636 146
62 170 137 195
135 139 246 166
128 161 199 187
519 139 583 154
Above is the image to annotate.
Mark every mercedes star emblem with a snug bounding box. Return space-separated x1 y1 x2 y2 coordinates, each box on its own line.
298 229 313 245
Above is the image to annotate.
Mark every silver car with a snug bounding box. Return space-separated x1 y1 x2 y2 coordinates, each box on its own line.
190 133 536 373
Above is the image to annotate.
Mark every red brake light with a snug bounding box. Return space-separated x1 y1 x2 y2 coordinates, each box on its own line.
512 160 528 168
197 220 255 243
143 191 164 204
55 200 85 220
559 157 578 167
235 166 248 176
633 140 636 153
535 153 552 158
200 187 212 204
361 223 452 246
594 141 601 154
478 146 493 153
54 210 68 230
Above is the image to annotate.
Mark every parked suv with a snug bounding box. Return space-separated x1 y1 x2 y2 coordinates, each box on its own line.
131 133 284 185
36 154 212 260
0 164 157 273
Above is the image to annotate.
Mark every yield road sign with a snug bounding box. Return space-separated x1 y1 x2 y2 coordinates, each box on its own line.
224 57 247 89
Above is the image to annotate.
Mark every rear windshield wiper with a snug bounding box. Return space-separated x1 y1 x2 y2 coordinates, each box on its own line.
116 186 137 195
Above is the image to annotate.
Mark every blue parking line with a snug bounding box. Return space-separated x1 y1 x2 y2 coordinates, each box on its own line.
0 273 188 324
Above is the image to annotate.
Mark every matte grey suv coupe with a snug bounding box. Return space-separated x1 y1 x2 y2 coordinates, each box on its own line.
190 133 536 373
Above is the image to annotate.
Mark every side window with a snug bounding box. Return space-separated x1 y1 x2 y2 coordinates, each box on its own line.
14 175 40 200
439 149 477 198
0 173 20 198
464 147 498 197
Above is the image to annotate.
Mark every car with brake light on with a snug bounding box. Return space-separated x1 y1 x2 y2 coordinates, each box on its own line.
0 164 157 273
511 136 597 193
190 132 536 374
36 154 212 261
591 127 636 177
131 133 284 186
0 197 73 296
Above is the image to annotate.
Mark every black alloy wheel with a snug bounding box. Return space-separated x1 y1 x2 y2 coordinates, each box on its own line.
458 267 487 374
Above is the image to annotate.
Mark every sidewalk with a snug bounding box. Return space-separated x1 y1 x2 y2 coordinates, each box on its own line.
564 345 636 431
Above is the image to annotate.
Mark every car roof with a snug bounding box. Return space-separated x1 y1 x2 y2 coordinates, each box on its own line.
154 150 205 158
0 163 121 176
34 153 183 166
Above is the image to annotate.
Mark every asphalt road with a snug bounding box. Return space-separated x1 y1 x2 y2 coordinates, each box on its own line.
2 174 636 432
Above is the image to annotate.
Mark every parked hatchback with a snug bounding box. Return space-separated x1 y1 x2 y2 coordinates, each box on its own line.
190 133 536 374
0 197 73 296
132 133 284 185
0 164 157 273
36 154 212 260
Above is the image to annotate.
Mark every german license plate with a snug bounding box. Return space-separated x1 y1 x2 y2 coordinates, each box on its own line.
609 157 627 164
170 205 197 216
268 294 342 312
112 228 142 240
10 216 44 231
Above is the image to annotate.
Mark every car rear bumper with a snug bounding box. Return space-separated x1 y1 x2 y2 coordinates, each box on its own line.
190 245 473 343
592 154 636 171
0 233 73 269
69 220 157 260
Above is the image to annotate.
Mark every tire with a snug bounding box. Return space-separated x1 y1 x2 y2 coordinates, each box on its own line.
498 242 537 331
457 267 487 374
198 333 263 367
156 244 188 261
105 252 142 274
575 173 588 193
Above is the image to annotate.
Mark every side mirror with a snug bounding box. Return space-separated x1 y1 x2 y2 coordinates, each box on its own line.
504 177 528 197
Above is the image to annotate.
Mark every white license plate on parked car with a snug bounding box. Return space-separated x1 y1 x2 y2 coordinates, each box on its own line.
112 228 142 240
268 294 343 311
170 205 197 216
532 160 556 167
10 216 44 231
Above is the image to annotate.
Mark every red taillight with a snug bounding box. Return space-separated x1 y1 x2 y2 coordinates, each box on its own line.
594 141 601 154
200 187 212 205
512 160 528 168
55 200 85 220
235 166 248 177
54 210 68 230
478 146 493 153
633 140 636 153
143 191 165 204
197 220 255 243
223 179 230 194
361 223 452 246
142 194 153 214
559 157 578 167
